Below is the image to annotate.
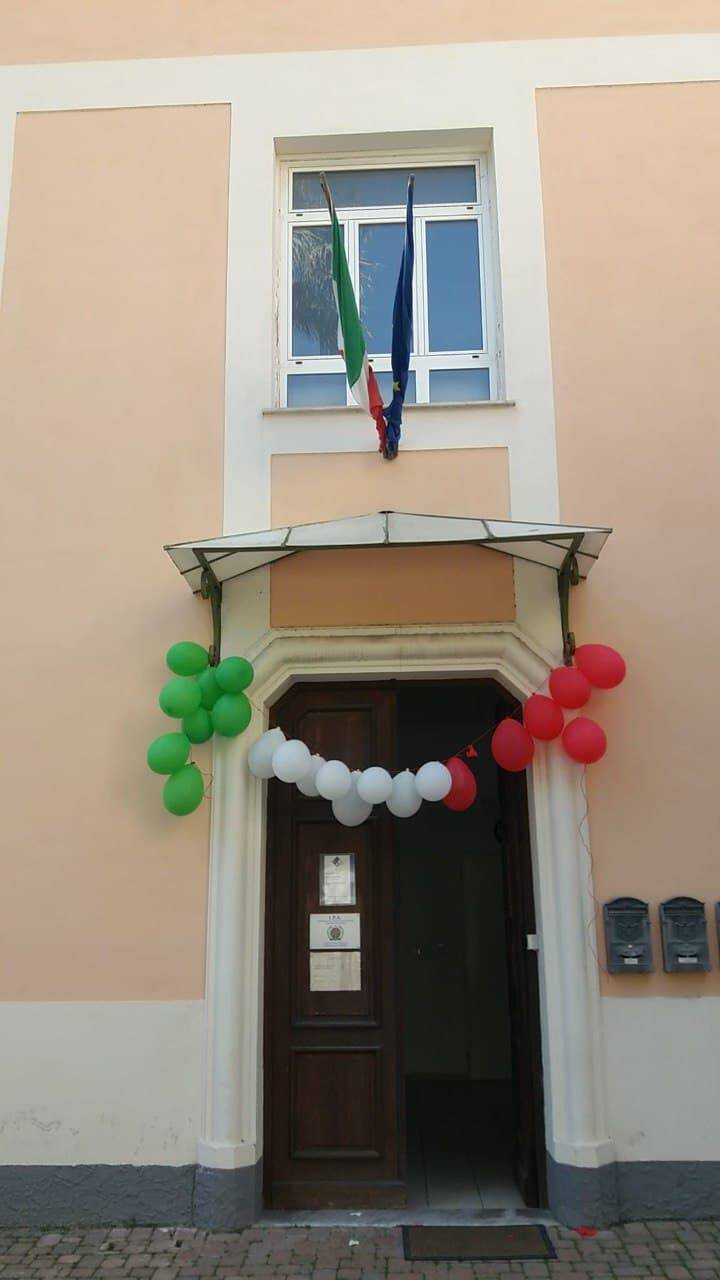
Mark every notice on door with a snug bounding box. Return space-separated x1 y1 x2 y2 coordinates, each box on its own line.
310 950 362 992
309 913 361 950
320 852 356 906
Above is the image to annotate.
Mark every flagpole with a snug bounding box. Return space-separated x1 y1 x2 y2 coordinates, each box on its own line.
319 172 333 218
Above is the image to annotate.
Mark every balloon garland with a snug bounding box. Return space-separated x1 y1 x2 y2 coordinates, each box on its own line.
248 641 626 827
145 639 624 824
147 642 255 816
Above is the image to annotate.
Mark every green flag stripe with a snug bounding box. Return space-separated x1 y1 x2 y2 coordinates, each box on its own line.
330 208 365 388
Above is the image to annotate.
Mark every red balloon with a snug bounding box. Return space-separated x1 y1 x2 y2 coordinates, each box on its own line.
443 756 478 811
491 718 535 772
549 665 592 709
575 643 626 689
562 716 607 764
524 694 564 741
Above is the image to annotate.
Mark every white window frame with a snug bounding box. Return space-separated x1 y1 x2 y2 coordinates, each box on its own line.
275 150 504 408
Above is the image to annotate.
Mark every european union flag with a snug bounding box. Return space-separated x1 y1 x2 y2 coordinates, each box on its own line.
383 177 414 460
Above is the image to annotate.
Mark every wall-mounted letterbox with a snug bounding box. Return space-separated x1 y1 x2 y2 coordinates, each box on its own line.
603 898 653 973
660 897 709 973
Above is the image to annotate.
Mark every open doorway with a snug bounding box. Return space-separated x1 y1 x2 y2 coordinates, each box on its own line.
263 678 545 1213
397 682 546 1211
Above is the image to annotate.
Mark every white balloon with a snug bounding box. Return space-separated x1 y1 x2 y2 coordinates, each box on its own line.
357 766 393 805
386 769 422 818
248 727 286 779
272 738 312 783
296 754 325 797
316 759 352 800
415 761 452 802
412 757 450 798
332 772 372 827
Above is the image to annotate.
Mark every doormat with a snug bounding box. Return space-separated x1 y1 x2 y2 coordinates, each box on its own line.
402 1224 556 1261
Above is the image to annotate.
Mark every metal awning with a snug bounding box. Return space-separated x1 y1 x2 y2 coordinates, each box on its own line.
165 510 611 594
165 511 611 666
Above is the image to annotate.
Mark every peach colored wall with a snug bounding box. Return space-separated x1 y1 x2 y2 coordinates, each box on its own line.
270 449 514 628
538 83 720 995
0 0 718 64
0 106 229 1000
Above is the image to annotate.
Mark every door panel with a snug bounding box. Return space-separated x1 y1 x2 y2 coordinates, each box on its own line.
294 820 376 1023
265 683 404 1209
291 1048 382 1157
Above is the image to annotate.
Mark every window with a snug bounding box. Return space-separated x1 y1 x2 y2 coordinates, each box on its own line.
278 157 502 408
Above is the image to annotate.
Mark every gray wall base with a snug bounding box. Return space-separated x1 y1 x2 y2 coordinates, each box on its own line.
0 1165 196 1228
547 1155 619 1227
3 1157 720 1228
0 1162 262 1230
615 1160 720 1222
193 1162 263 1230
548 1155 720 1226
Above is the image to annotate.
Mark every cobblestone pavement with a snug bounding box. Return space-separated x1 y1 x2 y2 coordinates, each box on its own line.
1 1221 720 1280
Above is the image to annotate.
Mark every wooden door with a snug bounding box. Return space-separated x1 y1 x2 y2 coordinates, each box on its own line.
264 683 405 1209
496 711 547 1207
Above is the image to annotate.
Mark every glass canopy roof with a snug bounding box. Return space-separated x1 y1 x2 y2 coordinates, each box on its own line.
165 511 611 594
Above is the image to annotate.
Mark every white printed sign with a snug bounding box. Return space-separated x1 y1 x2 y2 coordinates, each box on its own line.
310 951 362 991
320 853 356 906
309 913 361 951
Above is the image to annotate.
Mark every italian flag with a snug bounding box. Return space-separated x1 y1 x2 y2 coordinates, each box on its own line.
321 176 387 451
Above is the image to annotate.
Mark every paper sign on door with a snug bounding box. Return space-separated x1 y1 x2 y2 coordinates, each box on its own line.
319 853 356 905
310 951 361 991
309 913 361 950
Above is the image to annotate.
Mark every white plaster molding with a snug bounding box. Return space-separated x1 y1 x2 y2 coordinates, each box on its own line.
199 619 614 1174
196 1140 257 1171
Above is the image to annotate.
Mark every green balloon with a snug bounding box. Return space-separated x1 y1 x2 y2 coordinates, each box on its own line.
216 656 254 694
197 666 222 709
166 641 209 676
163 764 205 816
159 677 202 719
147 732 191 775
183 707 214 745
211 692 252 738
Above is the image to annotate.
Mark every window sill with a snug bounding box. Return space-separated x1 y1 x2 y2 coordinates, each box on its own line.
262 399 516 416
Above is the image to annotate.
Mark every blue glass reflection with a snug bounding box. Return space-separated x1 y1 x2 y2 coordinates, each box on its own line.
429 368 491 403
426 221 483 352
293 166 476 210
374 370 416 406
287 374 347 407
360 223 405 354
292 225 338 357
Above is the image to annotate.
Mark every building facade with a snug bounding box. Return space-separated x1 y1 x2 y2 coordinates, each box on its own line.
1 1 720 1231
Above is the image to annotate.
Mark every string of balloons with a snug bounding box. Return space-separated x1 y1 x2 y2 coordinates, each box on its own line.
248 643 626 827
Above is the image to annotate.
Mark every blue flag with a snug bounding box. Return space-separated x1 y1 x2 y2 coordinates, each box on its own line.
383 177 414 460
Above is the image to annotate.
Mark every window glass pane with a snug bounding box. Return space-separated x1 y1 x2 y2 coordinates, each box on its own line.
293 165 476 210
426 220 483 352
287 373 347 407
374 370 416 405
292 225 340 356
360 223 405 354
429 368 490 403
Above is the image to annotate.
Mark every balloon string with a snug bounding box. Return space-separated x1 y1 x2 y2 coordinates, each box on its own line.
189 759 214 799
578 764 605 973
405 673 551 773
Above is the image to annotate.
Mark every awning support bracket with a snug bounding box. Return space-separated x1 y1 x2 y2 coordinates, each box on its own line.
557 539 582 666
196 552 222 667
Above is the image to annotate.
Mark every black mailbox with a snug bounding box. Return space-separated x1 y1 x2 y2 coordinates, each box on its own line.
660 897 709 973
603 898 653 973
